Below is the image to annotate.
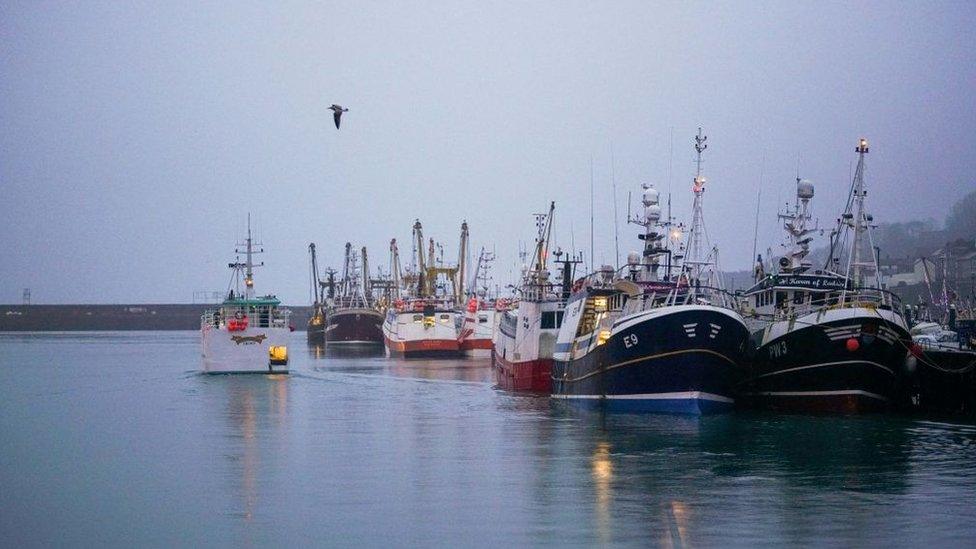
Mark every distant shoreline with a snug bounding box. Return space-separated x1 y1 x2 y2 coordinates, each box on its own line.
0 304 313 331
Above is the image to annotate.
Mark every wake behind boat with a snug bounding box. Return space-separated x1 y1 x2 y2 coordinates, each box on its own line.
201 219 291 374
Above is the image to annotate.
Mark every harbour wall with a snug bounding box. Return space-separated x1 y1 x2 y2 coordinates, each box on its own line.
0 304 313 331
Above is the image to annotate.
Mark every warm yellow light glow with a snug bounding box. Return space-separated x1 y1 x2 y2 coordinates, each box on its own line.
268 346 288 364
597 330 611 345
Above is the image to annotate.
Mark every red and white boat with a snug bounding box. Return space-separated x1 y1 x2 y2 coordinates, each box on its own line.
457 249 501 357
458 297 499 357
383 297 461 357
492 203 580 391
382 220 468 358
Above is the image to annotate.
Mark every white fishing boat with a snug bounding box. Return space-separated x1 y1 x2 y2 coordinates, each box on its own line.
201 219 292 374
383 220 467 358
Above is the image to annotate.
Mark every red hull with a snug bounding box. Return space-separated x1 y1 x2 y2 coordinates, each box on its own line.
459 338 493 351
384 335 461 358
493 351 552 393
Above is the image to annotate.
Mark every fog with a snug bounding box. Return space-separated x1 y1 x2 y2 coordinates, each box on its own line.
3 1 974 304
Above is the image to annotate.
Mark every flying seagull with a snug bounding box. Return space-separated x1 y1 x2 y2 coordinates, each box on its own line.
329 104 348 129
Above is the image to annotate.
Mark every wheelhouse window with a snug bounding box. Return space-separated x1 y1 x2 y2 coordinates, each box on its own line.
541 311 564 329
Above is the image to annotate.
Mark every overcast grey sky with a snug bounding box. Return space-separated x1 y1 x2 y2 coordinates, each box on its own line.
2 1 975 304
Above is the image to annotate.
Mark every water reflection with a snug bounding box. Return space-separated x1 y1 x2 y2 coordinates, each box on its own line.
307 342 386 360
552 408 921 545
211 375 290 527
388 358 492 384
590 441 613 545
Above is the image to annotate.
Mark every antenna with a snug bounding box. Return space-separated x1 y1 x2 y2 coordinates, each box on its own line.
751 151 765 269
668 126 674 197
589 156 595 274
611 144 620 268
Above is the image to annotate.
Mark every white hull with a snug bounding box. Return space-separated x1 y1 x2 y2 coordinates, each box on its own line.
493 300 561 364
382 309 460 356
201 323 291 374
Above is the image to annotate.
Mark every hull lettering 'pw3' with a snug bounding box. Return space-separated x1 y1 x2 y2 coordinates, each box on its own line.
738 139 911 413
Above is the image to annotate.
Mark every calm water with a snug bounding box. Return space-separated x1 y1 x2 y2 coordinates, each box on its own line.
2 332 976 547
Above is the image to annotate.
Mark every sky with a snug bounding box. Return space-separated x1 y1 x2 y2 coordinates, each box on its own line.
2 1 975 304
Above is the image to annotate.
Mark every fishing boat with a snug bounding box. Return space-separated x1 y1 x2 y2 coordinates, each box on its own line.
907 319 976 414
492 202 580 391
552 130 749 413
201 220 291 374
458 248 501 357
322 243 385 346
738 139 912 413
382 221 466 358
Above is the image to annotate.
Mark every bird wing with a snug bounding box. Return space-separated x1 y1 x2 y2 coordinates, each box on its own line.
334 110 341 129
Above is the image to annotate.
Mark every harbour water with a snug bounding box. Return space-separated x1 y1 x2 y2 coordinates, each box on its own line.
2 332 976 546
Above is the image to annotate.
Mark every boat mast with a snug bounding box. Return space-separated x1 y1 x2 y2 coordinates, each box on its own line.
233 214 263 300
341 242 352 298
413 220 426 297
457 221 469 306
841 138 881 292
308 243 320 306
777 178 816 273
526 202 555 299
360 246 370 306
687 128 708 281
628 184 675 282
389 238 401 300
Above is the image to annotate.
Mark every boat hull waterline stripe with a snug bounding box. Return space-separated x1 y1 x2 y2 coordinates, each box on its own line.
552 391 734 403
554 348 737 384
743 389 889 402
753 359 896 380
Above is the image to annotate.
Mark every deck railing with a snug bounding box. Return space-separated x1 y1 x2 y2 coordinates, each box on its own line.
201 307 291 329
740 287 904 322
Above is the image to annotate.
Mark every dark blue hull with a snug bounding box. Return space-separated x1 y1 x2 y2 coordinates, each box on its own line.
552 307 748 415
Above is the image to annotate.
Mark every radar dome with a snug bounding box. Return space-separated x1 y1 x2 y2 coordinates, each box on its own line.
642 187 660 206
627 251 641 266
645 204 661 223
797 179 815 199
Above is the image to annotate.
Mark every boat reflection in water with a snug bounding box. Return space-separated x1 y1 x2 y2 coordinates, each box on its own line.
211 374 289 530
554 407 915 545
590 441 613 546
307 342 386 360
388 357 492 384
